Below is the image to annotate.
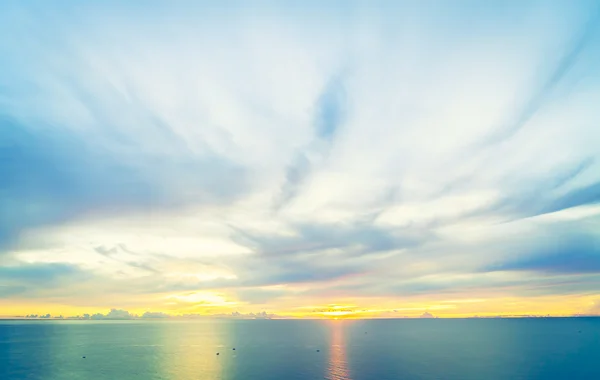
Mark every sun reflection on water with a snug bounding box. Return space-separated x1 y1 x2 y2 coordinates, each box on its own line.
326 321 352 380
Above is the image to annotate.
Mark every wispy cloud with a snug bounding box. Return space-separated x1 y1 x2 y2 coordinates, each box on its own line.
274 70 348 209
476 5 600 147
1 0 600 317
486 233 600 274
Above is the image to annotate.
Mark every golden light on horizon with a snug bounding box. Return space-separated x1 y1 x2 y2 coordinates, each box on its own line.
2 293 599 319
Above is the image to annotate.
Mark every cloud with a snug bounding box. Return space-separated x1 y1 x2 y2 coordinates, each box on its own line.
276 153 312 209
25 309 137 320
0 116 248 252
98 309 136 320
234 288 290 305
23 309 279 319
92 244 161 274
0 286 26 297
542 180 600 215
1 0 600 316
485 231 600 274
94 246 119 257
204 311 276 319
232 220 430 258
314 73 347 140
273 68 349 209
223 219 435 291
476 6 600 147
0 262 85 297
142 311 170 319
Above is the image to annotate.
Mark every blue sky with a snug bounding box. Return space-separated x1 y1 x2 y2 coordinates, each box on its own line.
1 0 600 317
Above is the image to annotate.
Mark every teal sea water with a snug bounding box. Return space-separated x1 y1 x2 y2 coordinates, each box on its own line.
1 318 599 380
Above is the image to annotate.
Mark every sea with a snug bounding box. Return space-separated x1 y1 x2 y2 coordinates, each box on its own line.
1 318 599 380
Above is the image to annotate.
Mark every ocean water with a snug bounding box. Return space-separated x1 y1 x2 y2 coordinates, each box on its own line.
1 318 599 380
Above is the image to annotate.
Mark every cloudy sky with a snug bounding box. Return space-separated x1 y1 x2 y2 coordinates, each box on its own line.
1 0 600 318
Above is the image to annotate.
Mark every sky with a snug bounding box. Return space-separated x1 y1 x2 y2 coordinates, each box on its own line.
1 0 600 318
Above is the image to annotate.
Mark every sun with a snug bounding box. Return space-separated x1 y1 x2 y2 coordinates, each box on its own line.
323 311 353 317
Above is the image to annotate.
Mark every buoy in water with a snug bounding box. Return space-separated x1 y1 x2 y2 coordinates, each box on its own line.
233 348 236 350
82 356 86 359
216 353 220 355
